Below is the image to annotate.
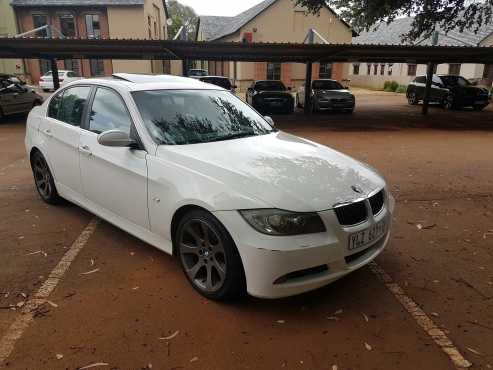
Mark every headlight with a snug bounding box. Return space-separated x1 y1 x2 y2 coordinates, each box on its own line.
239 209 326 236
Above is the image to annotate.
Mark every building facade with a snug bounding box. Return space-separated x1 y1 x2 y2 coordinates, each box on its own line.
0 0 24 76
196 0 354 92
348 17 493 89
11 0 169 84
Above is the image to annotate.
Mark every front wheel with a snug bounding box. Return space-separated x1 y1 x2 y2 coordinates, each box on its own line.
31 151 62 204
443 95 456 110
176 210 246 300
407 92 418 105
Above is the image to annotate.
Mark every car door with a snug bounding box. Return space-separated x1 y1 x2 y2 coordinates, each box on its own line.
431 76 448 102
0 83 29 114
79 86 149 230
39 86 91 197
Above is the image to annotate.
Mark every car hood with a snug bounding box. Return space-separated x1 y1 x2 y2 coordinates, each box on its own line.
155 132 385 212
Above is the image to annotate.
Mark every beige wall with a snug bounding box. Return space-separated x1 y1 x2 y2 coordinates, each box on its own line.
480 32 493 47
108 0 168 74
0 1 23 75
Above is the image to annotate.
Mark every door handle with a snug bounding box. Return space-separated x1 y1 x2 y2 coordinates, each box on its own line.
44 129 53 137
79 145 92 156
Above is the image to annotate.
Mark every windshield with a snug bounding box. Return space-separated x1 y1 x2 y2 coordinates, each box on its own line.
440 76 470 87
312 80 343 90
132 89 276 145
255 81 286 91
200 77 232 90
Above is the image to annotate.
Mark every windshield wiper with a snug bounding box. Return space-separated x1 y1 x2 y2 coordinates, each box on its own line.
207 132 257 142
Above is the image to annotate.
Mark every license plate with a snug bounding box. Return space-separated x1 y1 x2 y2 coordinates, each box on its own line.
348 220 387 251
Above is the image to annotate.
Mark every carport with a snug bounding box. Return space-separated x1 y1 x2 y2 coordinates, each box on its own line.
1 37 493 114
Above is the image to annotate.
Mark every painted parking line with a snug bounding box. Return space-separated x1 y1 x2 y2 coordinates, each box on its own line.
0 217 100 366
369 261 472 369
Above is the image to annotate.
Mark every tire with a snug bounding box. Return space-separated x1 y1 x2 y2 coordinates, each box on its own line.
443 95 456 110
30 151 62 205
407 91 418 105
0 108 4 121
176 209 246 300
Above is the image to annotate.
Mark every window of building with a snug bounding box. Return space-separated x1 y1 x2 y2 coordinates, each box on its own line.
32 14 48 37
407 64 417 76
366 64 371 75
39 59 51 76
64 59 80 75
60 14 76 37
388 63 393 76
267 62 281 80
373 64 378 75
90 59 105 76
380 64 385 75
352 64 360 75
85 14 101 39
319 63 332 79
57 86 91 126
89 88 132 134
448 63 461 75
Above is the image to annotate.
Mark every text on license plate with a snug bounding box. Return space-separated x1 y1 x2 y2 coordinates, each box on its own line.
348 220 387 251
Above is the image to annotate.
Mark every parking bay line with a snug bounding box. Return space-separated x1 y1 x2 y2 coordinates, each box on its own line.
369 261 472 369
0 217 100 366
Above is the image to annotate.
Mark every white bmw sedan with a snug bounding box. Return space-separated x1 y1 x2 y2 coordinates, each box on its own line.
26 73 394 300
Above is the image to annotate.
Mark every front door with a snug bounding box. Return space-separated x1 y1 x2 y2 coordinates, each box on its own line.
39 86 91 196
79 87 149 230
0 83 31 114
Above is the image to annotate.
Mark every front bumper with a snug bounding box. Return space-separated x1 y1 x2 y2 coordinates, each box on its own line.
214 192 394 299
315 97 355 110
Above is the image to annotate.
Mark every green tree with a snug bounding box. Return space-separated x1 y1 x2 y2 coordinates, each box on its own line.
167 0 198 40
293 0 493 41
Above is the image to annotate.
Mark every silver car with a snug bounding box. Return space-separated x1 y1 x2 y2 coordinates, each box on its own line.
297 79 355 113
0 77 43 120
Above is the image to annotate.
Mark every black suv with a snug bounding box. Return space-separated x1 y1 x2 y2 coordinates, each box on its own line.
407 74 490 110
246 80 294 114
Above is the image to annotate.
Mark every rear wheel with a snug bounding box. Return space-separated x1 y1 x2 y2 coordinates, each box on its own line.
31 151 62 204
176 210 246 300
407 92 418 105
443 95 456 110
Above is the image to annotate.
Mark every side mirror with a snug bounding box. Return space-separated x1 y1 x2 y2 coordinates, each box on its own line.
97 129 137 148
264 115 275 127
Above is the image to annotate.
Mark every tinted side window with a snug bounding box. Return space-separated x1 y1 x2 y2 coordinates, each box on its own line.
414 76 426 84
48 91 64 119
57 86 91 126
88 88 132 134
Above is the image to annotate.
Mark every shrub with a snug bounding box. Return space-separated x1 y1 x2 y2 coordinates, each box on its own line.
383 81 392 90
390 81 399 92
395 85 407 93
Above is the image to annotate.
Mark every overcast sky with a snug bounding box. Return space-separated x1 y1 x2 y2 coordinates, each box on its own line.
177 0 266 16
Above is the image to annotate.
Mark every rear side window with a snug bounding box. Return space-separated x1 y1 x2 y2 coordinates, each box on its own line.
57 86 91 126
48 91 63 119
414 76 426 84
88 88 132 134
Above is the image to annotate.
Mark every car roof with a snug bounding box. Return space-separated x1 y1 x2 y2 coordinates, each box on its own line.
199 76 230 79
65 73 224 92
313 79 338 82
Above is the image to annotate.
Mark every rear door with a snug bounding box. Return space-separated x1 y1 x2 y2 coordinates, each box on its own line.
79 87 149 229
39 85 91 196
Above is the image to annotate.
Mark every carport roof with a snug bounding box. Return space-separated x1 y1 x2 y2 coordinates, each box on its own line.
1 37 493 64
10 0 143 6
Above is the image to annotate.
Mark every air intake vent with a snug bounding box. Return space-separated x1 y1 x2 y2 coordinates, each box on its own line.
334 201 367 226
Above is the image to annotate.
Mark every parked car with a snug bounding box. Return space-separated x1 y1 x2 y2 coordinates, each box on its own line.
26 74 394 300
0 77 43 120
0 73 27 86
246 80 294 114
297 79 355 113
39 70 82 91
188 69 208 77
193 76 237 93
406 74 491 110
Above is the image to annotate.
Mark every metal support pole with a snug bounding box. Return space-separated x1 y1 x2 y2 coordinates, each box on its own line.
422 62 434 115
50 59 60 90
182 58 189 77
304 61 313 114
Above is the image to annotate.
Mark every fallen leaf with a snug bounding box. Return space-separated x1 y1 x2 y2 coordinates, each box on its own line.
16 301 25 308
190 356 199 363
132 286 140 290
332 365 338 370
431 312 439 317
78 362 109 369
364 342 372 351
362 313 369 322
148 364 153 369
327 316 340 321
276 320 285 324
90 259 95 266
466 347 482 356
417 224 423 230
80 268 100 275
334 309 343 315
433 280 440 284
25 250 42 256
19 292 27 298
159 330 179 341
56 354 63 360
46 300 58 308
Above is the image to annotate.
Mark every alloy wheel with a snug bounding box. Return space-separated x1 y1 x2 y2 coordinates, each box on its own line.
408 92 417 105
179 219 227 293
32 156 53 200
444 95 454 110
